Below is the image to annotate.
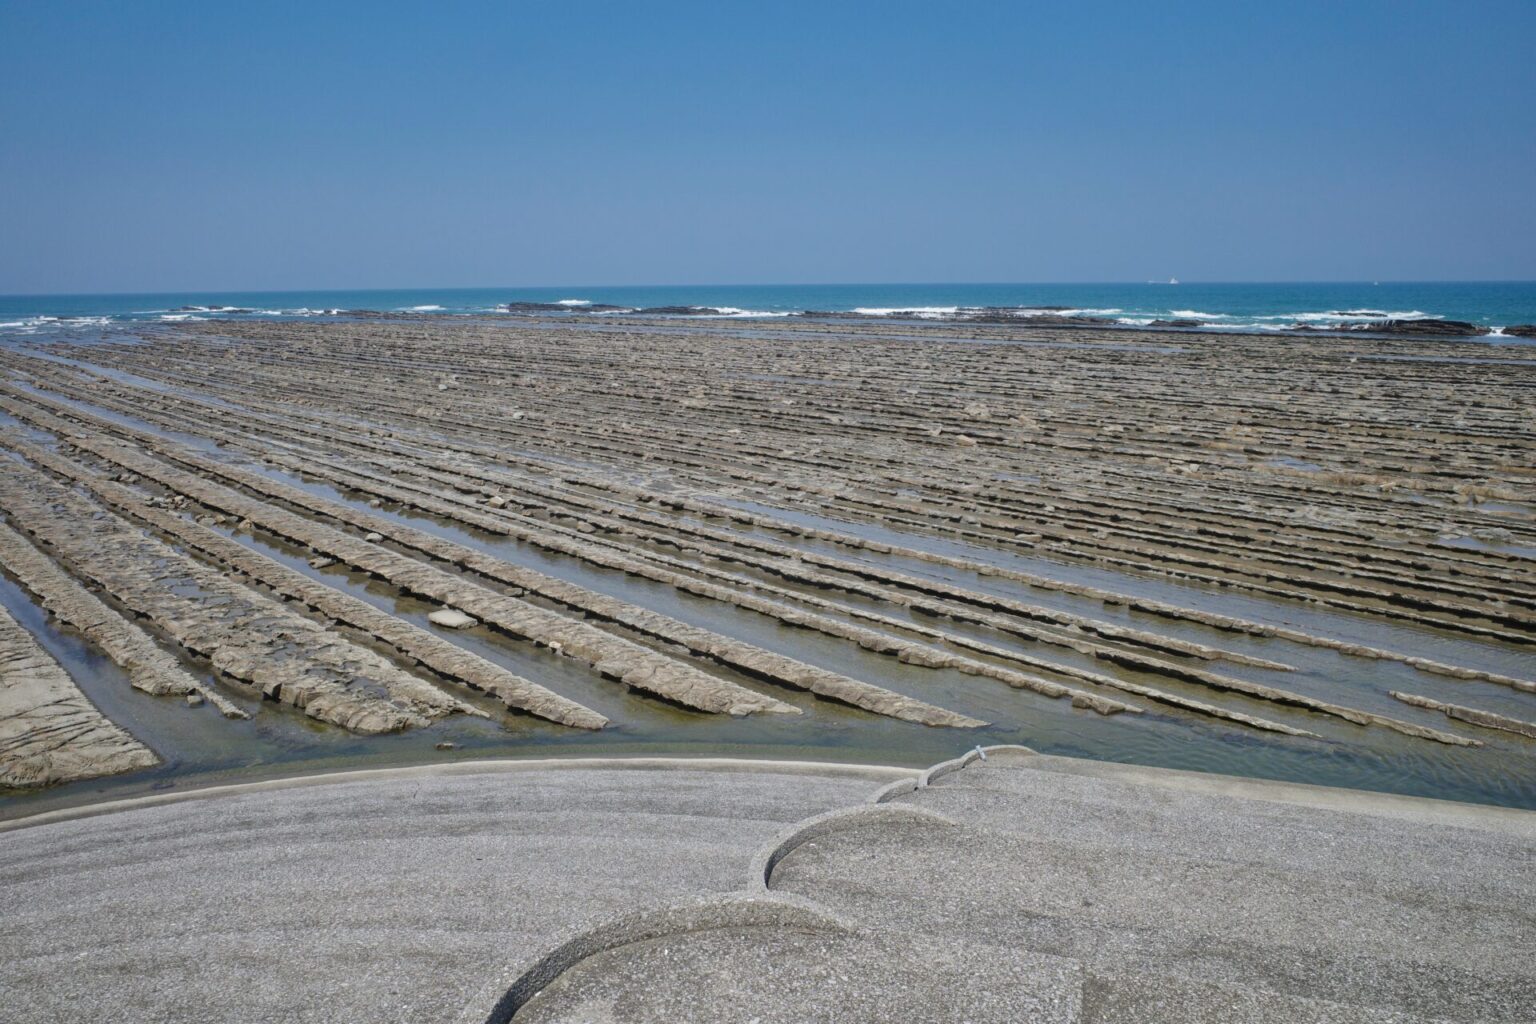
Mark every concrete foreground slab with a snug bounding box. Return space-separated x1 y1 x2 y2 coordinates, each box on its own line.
1 750 1532 1023
0 759 897 1024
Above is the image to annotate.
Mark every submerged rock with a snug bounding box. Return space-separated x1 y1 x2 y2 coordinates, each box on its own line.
428 608 478 629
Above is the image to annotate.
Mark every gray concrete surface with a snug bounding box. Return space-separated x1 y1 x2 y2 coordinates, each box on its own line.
0 758 897 1024
3 750 1533 1023
508 749 1536 1024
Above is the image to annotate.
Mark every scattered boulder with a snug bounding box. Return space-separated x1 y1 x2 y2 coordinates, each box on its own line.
427 608 477 630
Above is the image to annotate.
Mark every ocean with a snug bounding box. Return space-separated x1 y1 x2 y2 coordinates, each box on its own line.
3 281 1536 339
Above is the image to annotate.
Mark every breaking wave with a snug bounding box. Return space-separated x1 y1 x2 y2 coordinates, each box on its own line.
853 306 959 318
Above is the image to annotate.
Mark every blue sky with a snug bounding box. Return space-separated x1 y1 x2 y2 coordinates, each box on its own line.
2 0 1533 293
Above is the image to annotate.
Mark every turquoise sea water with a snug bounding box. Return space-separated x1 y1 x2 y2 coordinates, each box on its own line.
3 281 1536 338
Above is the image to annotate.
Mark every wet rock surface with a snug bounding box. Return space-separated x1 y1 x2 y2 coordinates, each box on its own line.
0 603 157 787
0 453 475 735
0 312 1529 801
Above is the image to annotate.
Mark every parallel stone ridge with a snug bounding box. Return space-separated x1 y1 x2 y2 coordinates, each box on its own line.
1391 690 1536 739
0 311 1530 791
0 518 243 718
0 603 157 788
0 455 477 734
3 438 607 731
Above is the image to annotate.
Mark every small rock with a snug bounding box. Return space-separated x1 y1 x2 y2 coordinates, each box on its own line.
186 693 205 707
487 495 507 508
308 556 335 569
367 498 382 508
428 608 477 629
364 532 383 542
955 435 978 447
435 741 457 751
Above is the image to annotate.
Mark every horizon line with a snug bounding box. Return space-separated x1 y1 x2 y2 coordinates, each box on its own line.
6 278 1536 299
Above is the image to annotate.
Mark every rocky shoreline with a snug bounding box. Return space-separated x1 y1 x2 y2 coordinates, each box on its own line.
0 314 1531 802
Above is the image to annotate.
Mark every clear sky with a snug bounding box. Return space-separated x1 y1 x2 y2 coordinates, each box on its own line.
2 0 1533 293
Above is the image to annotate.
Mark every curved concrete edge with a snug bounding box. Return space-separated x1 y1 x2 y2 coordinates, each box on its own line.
867 775 918 804
1017 753 1536 838
869 744 1039 802
747 802 959 892
0 755 916 834
911 744 1534 837
918 743 1039 791
459 891 853 1024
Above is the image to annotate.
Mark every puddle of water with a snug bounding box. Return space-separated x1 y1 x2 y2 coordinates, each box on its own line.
2 367 1533 817
1264 456 1324 472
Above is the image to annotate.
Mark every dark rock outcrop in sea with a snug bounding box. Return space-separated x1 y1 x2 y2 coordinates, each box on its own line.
964 312 1114 326
635 306 725 316
1357 319 1490 337
1501 324 1536 338
504 302 633 313
506 302 575 312
1148 319 1205 328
